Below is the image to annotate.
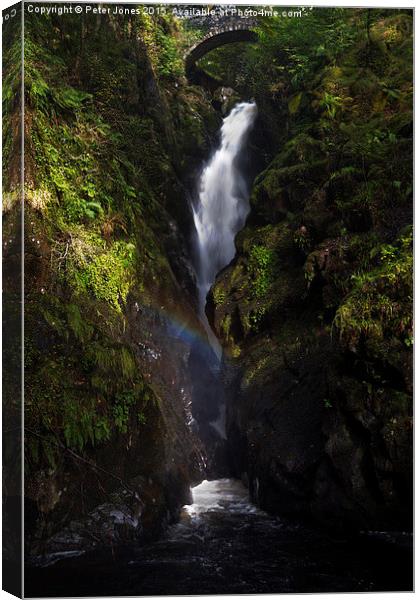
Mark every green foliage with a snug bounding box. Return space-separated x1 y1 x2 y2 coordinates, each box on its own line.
22 9 217 476
67 236 136 311
138 12 184 78
248 245 278 298
63 398 111 451
154 27 183 77
2 17 22 186
84 342 137 383
200 8 360 96
23 253 160 468
288 92 303 115
113 391 136 434
334 228 413 347
32 111 138 225
318 91 346 119
25 320 153 465
249 305 269 329
24 10 195 324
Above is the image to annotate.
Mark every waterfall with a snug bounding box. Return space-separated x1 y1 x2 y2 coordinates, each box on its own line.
191 101 257 439
193 101 257 332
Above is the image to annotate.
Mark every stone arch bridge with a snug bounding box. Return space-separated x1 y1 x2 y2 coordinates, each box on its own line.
184 17 258 87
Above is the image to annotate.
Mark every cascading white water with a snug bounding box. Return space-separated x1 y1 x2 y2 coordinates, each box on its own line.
192 101 257 437
193 101 257 322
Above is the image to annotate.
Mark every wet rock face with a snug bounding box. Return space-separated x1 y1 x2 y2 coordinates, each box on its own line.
30 472 194 567
31 486 145 566
223 331 412 532
224 330 328 520
317 370 412 529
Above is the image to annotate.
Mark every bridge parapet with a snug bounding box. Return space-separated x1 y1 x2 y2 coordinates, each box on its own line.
183 12 259 85
185 18 257 55
184 17 258 62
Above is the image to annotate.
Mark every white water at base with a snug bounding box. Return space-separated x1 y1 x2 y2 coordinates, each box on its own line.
183 479 262 521
193 101 257 322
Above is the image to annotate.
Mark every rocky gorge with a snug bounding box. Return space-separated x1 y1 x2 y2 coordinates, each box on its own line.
2 4 413 594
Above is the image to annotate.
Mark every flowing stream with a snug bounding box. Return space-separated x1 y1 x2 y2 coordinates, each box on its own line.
29 478 412 596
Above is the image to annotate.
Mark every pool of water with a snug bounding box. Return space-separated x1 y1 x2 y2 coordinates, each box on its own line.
26 478 413 596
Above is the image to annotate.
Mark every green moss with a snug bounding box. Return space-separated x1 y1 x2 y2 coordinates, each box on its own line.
220 314 232 338
66 303 94 343
248 245 278 299
334 228 412 347
67 237 136 312
248 305 267 329
213 285 227 306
